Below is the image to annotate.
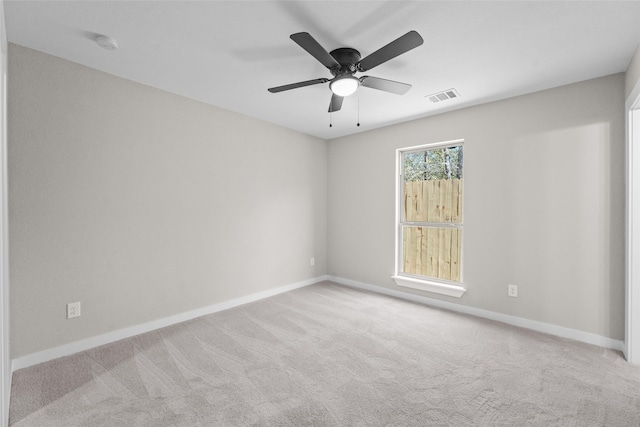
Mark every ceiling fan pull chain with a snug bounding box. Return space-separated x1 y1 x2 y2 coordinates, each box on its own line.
329 100 333 127
357 90 360 127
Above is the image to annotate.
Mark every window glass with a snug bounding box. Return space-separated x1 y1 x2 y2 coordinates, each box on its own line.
400 143 463 283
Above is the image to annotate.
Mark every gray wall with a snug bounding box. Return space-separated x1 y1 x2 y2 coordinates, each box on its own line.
8 41 629 358
626 44 640 100
8 44 328 358
328 74 625 340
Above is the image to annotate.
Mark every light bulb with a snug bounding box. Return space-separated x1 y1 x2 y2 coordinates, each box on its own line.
330 76 359 97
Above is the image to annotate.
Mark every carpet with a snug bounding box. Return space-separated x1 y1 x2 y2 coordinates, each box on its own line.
9 281 640 426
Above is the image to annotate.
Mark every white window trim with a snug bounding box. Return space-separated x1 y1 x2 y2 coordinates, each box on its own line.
392 275 466 298
393 139 466 298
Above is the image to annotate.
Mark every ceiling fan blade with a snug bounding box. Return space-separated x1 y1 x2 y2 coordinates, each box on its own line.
360 76 412 95
357 30 424 72
328 94 343 112
268 78 329 93
290 32 340 69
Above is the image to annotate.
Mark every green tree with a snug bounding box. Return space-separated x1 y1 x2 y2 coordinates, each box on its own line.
403 146 462 182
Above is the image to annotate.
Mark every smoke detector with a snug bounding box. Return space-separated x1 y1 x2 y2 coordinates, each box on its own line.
427 88 460 103
95 35 118 50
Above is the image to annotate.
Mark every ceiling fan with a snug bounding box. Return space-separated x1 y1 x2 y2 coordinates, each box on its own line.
268 31 424 112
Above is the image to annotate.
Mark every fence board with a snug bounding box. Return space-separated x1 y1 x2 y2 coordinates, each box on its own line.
452 179 461 222
427 227 437 277
403 178 463 281
451 228 460 281
432 181 440 222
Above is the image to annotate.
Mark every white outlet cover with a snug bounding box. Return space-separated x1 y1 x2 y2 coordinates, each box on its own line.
67 301 81 319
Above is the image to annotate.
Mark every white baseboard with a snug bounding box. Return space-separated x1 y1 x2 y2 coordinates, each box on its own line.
12 275 329 372
13 274 624 372
329 275 625 353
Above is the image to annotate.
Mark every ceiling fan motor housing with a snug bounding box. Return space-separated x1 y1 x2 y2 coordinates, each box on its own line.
329 48 361 76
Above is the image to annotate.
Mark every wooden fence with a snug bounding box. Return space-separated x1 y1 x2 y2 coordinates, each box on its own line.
403 179 462 281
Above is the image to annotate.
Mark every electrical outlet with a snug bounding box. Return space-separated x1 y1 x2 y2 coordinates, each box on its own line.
508 284 518 298
310 257 315 266
67 301 81 319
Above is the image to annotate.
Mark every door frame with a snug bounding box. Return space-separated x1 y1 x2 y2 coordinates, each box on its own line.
626 82 640 365
0 0 9 424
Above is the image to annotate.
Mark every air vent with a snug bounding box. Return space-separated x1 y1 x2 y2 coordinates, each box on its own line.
427 88 460 103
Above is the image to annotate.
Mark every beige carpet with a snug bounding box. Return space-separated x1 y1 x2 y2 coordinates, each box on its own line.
9 281 640 426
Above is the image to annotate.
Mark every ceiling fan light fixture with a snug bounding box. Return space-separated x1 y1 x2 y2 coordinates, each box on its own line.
330 76 359 97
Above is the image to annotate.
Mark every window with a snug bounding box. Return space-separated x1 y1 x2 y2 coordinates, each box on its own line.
393 140 466 297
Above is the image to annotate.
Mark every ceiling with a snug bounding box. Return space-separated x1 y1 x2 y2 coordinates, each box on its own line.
5 1 640 140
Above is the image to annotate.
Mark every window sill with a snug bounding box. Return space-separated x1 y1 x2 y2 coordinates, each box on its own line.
392 275 466 298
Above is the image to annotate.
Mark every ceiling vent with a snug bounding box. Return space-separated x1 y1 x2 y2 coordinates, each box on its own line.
427 88 460 103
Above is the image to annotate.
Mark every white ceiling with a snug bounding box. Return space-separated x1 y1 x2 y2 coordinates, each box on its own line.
5 1 640 140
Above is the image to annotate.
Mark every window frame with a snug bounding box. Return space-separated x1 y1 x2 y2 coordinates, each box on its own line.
392 139 466 298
